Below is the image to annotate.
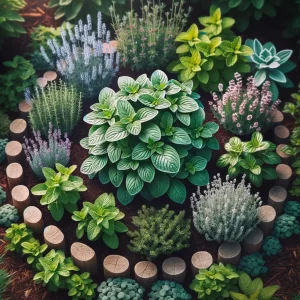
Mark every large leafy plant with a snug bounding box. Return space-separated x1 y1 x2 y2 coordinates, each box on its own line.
72 193 128 249
31 164 87 221
80 70 219 204
217 132 280 187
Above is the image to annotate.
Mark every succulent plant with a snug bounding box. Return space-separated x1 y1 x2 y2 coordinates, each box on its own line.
272 214 300 239
0 204 19 228
0 111 10 139
0 186 6 204
238 253 268 277
0 138 8 163
284 201 300 217
262 236 282 256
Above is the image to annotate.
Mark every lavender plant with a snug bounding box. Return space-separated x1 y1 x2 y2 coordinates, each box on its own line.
40 13 119 98
191 174 261 243
23 124 71 179
210 73 281 136
110 0 190 72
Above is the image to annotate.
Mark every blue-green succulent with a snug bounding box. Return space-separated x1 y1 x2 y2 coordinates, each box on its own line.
0 139 8 163
0 204 19 227
284 201 300 217
238 253 268 277
262 236 282 256
272 214 300 239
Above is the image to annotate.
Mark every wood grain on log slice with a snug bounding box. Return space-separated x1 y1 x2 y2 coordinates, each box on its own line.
44 225 65 249
273 125 290 145
162 257 186 284
9 119 27 143
134 261 158 289
11 185 30 213
276 144 293 164
268 186 287 215
191 251 213 275
5 141 23 164
36 77 47 88
258 205 276 236
103 255 130 279
271 110 284 125
23 206 44 234
71 242 97 275
218 242 241 265
275 164 292 188
243 228 264 254
18 100 32 120
6 163 23 190
43 71 57 81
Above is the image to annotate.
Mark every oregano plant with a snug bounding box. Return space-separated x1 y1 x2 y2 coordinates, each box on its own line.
80 70 219 204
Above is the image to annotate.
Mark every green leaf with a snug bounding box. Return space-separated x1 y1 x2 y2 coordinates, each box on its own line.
42 168 57 180
132 143 151 160
105 123 129 142
197 70 209 84
103 233 119 249
188 170 209 186
138 163 155 183
169 128 191 145
148 172 170 198
248 173 263 187
107 143 122 163
117 100 135 118
263 152 281 165
80 155 108 174
31 183 47 196
207 137 220 150
66 0 83 20
226 53 238 67
151 145 180 173
229 292 249 300
190 156 207 171
117 185 135 205
254 69 267 86
87 220 101 241
135 108 158 123
177 96 199 113
127 120 141 135
139 123 161 143
259 286 280 300
167 179 187 204
151 70 168 90
252 0 264 9
126 172 144 195
49 202 64 221
108 167 124 187
88 126 108 145
114 221 128 233
262 167 278 180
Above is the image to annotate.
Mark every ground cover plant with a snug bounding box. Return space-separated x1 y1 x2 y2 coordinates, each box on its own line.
0 111 10 139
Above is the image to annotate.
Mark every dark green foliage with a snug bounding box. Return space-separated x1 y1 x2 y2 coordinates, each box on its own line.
284 201 300 217
0 112 10 139
0 187 6 205
272 214 300 239
0 204 19 228
238 253 268 277
127 205 191 260
0 255 11 299
262 236 282 256
0 139 8 164
149 281 192 300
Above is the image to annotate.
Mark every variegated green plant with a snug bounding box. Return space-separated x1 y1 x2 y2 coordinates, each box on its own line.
217 132 280 187
80 70 219 204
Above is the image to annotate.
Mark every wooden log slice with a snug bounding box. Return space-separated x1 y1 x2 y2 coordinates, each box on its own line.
6 163 24 190
243 228 264 254
271 110 284 125
258 205 276 236
268 186 287 215
276 144 293 165
103 255 130 279
23 206 44 234
18 100 32 120
5 141 23 164
11 185 30 213
9 119 27 143
44 225 65 250
273 125 290 145
36 77 47 88
162 257 186 284
191 251 213 276
43 71 57 82
134 261 158 289
275 164 293 188
218 242 241 265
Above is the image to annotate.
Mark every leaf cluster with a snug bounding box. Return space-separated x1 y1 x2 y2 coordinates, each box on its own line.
238 253 268 277
272 214 300 239
0 186 6 205
0 111 10 139
0 139 8 164
0 255 11 299
284 201 300 217
31 163 87 221
217 132 280 187
262 236 282 256
0 204 19 228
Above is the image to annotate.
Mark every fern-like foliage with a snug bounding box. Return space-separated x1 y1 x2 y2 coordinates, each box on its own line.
0 111 10 139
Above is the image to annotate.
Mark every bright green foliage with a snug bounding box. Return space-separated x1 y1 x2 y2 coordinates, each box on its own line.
34 249 79 292
5 223 33 254
167 6 253 92
97 278 145 300
0 56 36 111
284 201 300 217
272 214 300 239
31 164 87 221
67 272 97 300
127 205 191 260
262 236 282 256
245 39 296 101
230 272 280 300
217 132 280 187
29 80 82 137
81 70 219 204
0 204 19 228
190 263 239 299
238 253 268 277
21 238 48 269
0 255 11 299
0 111 10 138
72 193 128 249
0 186 6 204
149 280 192 300
0 139 8 163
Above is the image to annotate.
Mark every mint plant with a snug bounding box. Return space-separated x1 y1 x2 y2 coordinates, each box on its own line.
31 164 87 221
80 70 219 204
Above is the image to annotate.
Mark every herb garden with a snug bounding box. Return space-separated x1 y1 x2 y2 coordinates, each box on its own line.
0 0 300 299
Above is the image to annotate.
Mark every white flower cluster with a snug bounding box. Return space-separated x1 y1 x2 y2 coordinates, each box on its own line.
40 13 119 98
191 174 262 243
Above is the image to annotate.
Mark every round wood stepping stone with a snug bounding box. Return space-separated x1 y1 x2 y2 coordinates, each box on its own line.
276 144 293 164
243 228 264 254
5 141 23 163
18 100 32 120
6 163 23 190
275 164 292 188
162 257 186 284
268 186 287 215
218 242 241 265
191 251 213 275
11 185 30 213
36 77 47 88
10 119 27 143
23 206 44 234
134 261 158 289
44 225 65 249
258 205 276 236
271 110 284 125
43 71 57 82
103 255 130 279
71 242 97 275
273 125 290 145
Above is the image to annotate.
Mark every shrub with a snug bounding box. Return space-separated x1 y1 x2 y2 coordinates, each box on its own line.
29 80 82 137
34 249 79 292
0 204 19 228
0 187 6 204
127 205 191 260
80 70 219 204
0 111 10 138
217 132 280 187
0 139 8 164
149 280 192 300
23 124 71 179
40 14 119 98
230 272 280 300
0 56 36 111
190 263 239 299
262 236 282 256
97 278 145 300
72 193 128 249
272 214 300 239
110 0 190 71
191 174 261 243
284 201 300 217
31 164 87 221
245 39 296 100
238 253 268 277
0 255 11 299
210 73 280 136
